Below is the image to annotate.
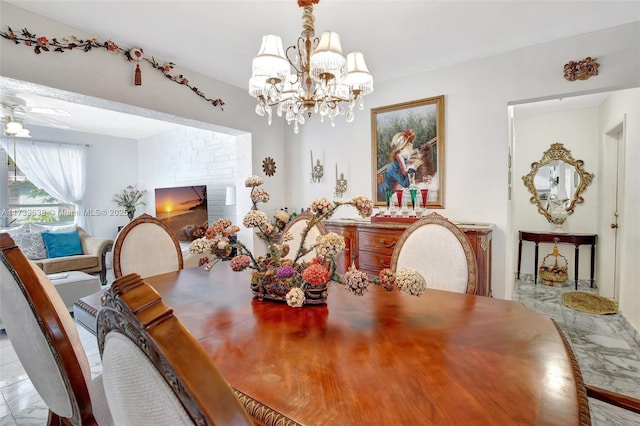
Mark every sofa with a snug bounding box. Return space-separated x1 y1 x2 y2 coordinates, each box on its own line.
6 225 113 285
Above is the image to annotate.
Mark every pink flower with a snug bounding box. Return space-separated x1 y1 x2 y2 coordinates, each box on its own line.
230 255 251 271
251 188 270 204
344 265 370 296
352 196 373 218
379 268 395 291
36 36 49 46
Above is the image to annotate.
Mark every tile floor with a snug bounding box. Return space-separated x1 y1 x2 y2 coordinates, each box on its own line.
0 278 639 425
513 276 640 426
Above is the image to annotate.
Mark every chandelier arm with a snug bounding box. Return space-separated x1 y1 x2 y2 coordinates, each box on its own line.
286 43 303 76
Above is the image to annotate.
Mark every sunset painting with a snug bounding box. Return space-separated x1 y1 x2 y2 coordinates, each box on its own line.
155 185 208 242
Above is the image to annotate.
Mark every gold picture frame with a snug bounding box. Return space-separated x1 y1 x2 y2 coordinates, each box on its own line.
371 95 445 208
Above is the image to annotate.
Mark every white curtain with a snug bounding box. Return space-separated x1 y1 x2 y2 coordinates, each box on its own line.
0 138 87 227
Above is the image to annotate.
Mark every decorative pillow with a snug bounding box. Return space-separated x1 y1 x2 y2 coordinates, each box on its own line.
0 224 27 234
30 223 77 234
41 230 84 258
11 232 48 260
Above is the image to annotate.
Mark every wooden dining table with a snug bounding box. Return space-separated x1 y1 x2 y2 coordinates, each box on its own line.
75 265 590 425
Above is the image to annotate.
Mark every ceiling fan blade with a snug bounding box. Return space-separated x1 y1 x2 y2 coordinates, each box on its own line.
15 110 71 129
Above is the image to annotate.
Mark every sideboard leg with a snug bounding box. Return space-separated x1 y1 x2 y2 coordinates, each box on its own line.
517 238 523 280
534 243 539 285
590 243 596 288
574 245 580 290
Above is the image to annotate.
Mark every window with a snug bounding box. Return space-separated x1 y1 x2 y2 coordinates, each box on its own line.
3 150 76 226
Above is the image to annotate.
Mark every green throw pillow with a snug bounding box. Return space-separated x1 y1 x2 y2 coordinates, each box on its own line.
41 230 83 258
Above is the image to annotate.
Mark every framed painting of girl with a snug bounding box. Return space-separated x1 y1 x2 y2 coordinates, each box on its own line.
371 95 445 208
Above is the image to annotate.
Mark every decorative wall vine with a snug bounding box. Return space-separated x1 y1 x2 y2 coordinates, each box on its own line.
1 26 225 109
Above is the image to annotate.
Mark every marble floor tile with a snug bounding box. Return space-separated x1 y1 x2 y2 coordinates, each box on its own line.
514 279 640 425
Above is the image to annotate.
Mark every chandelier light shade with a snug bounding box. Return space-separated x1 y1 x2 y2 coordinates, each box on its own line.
249 0 373 133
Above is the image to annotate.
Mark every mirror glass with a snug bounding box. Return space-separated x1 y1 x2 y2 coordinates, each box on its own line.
522 143 593 229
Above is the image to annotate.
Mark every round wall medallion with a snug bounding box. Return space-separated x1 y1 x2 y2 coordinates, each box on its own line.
262 157 277 176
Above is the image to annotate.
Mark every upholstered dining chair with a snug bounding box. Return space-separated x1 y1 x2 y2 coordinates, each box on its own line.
112 213 183 278
0 233 113 425
390 212 478 294
96 273 254 426
279 210 328 263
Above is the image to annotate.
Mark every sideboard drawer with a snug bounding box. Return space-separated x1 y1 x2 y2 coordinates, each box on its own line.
358 250 392 275
325 219 494 297
358 228 400 255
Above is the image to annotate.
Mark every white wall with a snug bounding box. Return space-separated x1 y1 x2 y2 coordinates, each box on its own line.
512 107 599 281
286 22 640 301
597 89 640 330
137 126 254 249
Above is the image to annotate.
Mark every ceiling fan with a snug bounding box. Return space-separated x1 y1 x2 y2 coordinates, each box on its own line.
1 94 71 136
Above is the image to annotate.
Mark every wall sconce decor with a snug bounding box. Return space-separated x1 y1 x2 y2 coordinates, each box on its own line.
334 164 348 198
563 57 599 81
310 151 323 183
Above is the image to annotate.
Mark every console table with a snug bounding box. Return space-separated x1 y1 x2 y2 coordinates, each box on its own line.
325 219 493 297
517 231 597 289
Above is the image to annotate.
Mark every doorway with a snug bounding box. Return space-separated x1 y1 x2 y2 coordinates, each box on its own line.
603 118 626 301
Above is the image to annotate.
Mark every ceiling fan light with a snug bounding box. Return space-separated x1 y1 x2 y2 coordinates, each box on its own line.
5 120 23 134
15 128 31 138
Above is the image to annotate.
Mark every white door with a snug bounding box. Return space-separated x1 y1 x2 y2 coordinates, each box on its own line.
605 119 626 300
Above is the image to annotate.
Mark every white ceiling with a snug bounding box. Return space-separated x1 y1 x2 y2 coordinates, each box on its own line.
2 0 639 138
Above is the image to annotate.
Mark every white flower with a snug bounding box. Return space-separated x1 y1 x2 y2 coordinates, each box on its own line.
316 233 346 259
243 210 268 228
245 175 264 187
285 287 305 308
395 267 427 296
310 198 334 215
274 210 289 223
189 237 214 254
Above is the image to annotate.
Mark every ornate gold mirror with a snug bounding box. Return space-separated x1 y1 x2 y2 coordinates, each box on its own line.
522 143 594 230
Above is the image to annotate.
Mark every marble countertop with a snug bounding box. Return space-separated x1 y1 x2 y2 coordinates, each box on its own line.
325 217 495 232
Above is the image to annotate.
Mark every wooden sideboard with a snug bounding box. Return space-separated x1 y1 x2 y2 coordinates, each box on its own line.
325 219 494 297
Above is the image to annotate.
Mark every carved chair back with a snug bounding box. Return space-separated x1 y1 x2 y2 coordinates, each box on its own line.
97 273 254 425
390 212 477 294
279 210 328 263
0 233 112 425
113 213 183 278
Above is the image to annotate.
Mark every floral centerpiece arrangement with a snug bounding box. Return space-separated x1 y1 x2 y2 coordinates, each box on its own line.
190 175 427 307
113 185 147 221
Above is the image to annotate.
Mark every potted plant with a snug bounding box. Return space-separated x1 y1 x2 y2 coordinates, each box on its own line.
113 185 147 221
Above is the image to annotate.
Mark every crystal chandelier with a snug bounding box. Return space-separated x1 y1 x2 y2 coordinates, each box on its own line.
249 0 373 133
